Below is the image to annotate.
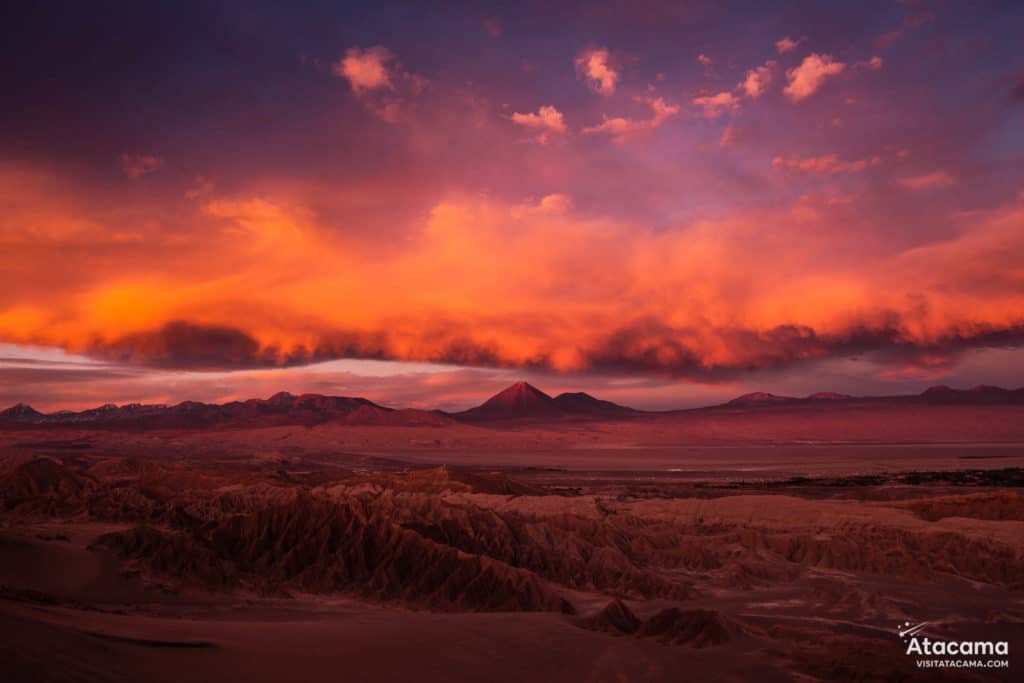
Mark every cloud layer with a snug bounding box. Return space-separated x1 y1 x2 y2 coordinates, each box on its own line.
2 169 1022 381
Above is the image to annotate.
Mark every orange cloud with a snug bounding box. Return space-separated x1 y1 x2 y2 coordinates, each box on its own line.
775 36 802 54
692 91 740 119
740 61 776 98
331 45 425 123
532 193 573 214
897 171 955 190
575 47 619 95
772 154 881 174
333 46 394 93
784 53 846 102
719 125 742 147
584 97 680 141
510 105 567 143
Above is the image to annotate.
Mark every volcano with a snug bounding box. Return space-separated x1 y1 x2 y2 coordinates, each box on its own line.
453 382 636 422
453 382 564 422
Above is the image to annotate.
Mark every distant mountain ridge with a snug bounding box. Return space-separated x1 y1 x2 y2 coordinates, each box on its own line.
721 385 1024 409
2 383 1022 429
726 391 855 406
0 391 452 429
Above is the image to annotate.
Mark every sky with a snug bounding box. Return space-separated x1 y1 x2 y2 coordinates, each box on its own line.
1 0 1023 412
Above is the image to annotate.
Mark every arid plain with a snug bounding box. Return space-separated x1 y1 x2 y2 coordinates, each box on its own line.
2 383 1023 682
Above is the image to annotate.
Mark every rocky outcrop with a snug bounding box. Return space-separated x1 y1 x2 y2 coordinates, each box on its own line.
94 495 575 613
0 458 91 513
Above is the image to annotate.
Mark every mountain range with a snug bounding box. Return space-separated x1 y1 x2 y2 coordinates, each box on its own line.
2 382 1023 429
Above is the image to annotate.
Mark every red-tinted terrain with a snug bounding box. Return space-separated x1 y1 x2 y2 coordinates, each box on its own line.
2 383 1022 681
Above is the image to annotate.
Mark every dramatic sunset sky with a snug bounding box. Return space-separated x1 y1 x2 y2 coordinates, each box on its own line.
2 1 1023 411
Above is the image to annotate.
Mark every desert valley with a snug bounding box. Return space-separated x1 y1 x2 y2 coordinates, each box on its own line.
2 382 1022 682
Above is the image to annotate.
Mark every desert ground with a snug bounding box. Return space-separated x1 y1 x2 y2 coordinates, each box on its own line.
2 387 1023 682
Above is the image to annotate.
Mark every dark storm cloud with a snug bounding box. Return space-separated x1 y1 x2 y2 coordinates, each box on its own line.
76 316 1024 383
86 321 508 371
582 318 1024 380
